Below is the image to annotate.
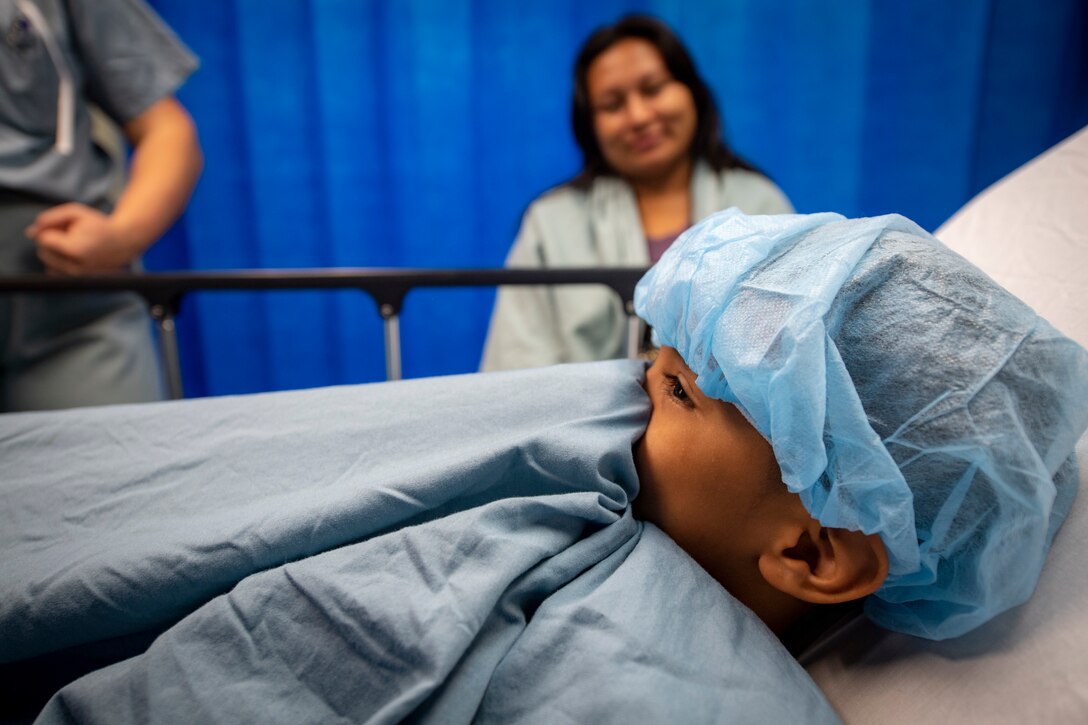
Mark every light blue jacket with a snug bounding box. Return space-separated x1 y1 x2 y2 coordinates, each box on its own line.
481 162 793 370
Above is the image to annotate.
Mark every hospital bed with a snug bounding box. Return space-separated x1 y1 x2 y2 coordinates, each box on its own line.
2 127 1086 723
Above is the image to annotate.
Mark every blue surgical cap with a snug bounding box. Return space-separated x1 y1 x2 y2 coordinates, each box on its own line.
635 209 1088 640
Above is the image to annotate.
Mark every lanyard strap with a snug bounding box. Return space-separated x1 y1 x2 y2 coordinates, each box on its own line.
14 0 75 156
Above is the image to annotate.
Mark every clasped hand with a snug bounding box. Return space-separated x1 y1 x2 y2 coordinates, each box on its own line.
26 203 137 276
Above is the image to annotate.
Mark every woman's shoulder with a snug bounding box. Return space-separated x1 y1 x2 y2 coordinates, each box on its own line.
524 182 592 220
507 183 595 258
513 178 631 261
526 175 636 223
712 166 794 214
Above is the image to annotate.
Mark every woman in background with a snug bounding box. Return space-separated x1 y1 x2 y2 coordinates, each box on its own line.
481 14 791 371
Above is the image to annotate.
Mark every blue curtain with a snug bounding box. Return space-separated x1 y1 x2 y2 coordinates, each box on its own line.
144 0 1088 397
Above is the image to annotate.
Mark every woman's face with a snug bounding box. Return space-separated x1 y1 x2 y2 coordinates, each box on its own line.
586 38 698 184
634 347 795 592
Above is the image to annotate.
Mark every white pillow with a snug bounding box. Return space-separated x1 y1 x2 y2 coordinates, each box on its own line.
802 125 1088 724
936 125 1088 348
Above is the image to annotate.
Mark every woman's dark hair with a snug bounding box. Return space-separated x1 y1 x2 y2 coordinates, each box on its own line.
569 15 759 189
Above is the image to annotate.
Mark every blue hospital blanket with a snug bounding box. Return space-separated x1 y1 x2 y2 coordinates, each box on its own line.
0 361 839 723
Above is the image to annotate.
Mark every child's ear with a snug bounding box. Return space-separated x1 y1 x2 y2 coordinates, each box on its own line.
757 520 889 605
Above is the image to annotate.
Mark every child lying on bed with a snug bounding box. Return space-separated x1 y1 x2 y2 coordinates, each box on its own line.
7 211 1086 723
632 209 1088 644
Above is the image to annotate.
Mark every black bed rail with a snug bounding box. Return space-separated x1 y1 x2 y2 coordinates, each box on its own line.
0 267 648 398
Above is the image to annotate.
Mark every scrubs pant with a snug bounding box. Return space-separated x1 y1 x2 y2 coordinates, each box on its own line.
0 195 164 412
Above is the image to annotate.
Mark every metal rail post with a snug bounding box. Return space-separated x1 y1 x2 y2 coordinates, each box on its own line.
380 304 402 381
625 300 641 360
149 303 184 400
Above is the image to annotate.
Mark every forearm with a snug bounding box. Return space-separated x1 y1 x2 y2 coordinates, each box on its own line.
111 97 203 258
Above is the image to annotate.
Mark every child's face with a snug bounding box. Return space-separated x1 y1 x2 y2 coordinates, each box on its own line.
634 346 798 595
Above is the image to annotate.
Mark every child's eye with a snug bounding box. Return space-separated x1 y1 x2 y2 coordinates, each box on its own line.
662 374 693 407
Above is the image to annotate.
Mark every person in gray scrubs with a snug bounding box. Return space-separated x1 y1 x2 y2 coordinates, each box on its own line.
481 16 792 371
0 0 202 411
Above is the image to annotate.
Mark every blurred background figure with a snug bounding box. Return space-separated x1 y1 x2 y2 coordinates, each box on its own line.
0 0 201 411
481 15 792 371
